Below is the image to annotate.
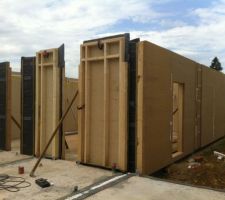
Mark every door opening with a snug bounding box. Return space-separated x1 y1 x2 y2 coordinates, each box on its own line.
172 82 184 157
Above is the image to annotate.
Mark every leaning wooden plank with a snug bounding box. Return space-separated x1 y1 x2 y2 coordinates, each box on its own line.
30 91 78 177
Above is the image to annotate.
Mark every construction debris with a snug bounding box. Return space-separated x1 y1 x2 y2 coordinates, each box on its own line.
188 162 201 169
214 151 225 160
35 178 51 188
154 138 225 190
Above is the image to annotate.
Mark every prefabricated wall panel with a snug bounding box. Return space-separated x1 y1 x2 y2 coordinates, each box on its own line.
21 57 36 155
136 41 203 175
0 62 11 151
201 67 225 147
79 35 129 171
11 72 21 140
35 48 64 159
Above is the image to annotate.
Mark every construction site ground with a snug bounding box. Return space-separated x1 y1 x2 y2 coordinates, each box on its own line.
154 137 225 190
0 151 225 200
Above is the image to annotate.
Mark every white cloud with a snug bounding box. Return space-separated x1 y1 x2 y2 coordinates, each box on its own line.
0 0 160 77
0 0 225 77
128 0 225 69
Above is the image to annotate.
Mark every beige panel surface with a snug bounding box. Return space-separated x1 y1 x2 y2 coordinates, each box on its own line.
201 67 225 146
89 60 104 164
11 72 21 140
137 41 172 174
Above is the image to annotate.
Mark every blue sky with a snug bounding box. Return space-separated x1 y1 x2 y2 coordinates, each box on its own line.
109 0 214 32
0 0 224 77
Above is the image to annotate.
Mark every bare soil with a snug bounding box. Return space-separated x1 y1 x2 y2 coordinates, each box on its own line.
154 138 225 190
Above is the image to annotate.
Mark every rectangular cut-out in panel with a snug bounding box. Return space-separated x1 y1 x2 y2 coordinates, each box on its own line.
35 47 64 159
172 82 183 156
0 62 11 151
79 34 129 171
21 57 36 155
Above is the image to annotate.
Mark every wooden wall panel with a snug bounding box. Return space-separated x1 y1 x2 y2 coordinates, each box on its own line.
35 48 64 159
79 35 128 171
137 41 199 175
137 40 225 175
137 41 172 174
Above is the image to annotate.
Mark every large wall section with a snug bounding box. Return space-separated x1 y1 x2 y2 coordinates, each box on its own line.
136 41 221 175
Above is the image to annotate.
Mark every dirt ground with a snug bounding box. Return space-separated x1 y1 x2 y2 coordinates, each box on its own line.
154 138 225 190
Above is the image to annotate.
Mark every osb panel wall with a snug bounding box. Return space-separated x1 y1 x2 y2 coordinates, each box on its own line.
11 72 21 140
137 41 199 175
201 67 225 146
63 78 78 133
137 41 171 174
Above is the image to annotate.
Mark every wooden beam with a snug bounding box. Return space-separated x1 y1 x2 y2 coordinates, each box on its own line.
11 115 21 130
103 42 109 166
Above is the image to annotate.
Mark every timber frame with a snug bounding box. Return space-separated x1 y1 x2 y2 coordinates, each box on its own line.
35 45 65 159
78 34 139 171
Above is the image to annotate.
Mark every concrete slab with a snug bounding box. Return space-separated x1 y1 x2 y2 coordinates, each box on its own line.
1 151 225 200
0 152 112 200
0 151 30 165
11 139 20 152
88 176 225 200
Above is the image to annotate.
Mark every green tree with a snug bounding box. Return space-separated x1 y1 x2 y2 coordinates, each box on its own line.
210 57 223 71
